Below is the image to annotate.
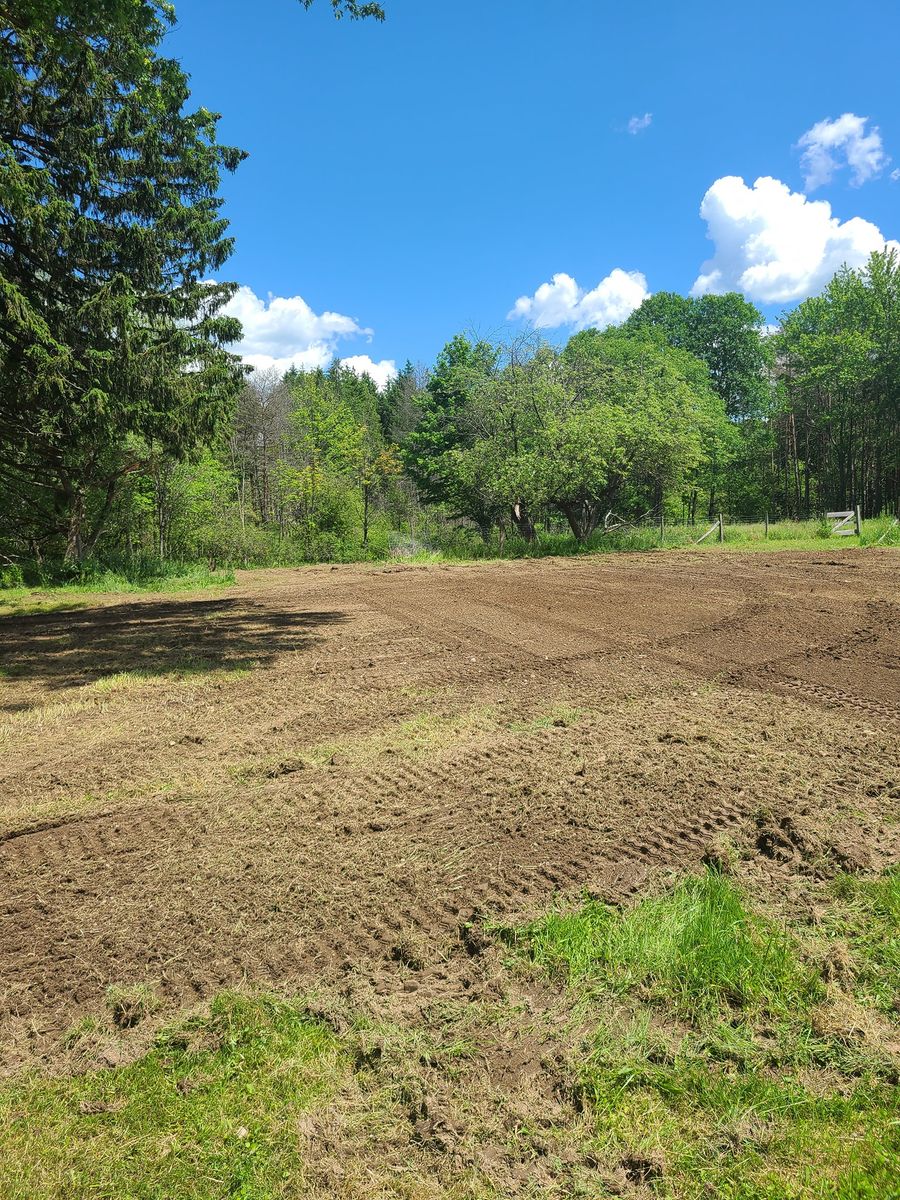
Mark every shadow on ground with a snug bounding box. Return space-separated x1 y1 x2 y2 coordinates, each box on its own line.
0 598 346 691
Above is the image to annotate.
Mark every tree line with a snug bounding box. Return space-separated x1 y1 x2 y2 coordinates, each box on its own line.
1 2 897 574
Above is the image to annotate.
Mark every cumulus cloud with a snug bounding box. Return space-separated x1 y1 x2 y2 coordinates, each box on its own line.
222 285 380 375
892 168 900 183
691 175 900 304
339 354 398 389
627 112 652 135
798 113 888 190
509 269 650 331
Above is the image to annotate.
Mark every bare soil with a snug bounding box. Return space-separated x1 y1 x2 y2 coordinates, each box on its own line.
1 549 898 1071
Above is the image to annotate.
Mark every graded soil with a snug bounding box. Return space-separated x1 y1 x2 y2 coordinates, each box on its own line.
1 549 898 1070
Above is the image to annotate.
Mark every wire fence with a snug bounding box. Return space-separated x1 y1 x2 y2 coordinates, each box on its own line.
589 504 900 546
530 506 900 548
402 506 900 560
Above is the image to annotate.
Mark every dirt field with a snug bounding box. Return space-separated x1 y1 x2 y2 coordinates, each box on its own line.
1 549 898 1073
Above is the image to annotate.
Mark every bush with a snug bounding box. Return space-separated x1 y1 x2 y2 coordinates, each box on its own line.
0 563 25 589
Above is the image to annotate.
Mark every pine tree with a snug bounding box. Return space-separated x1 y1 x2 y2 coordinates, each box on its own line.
0 2 247 559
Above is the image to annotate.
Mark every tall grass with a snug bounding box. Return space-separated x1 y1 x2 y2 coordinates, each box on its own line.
1 514 894 598
0 556 234 594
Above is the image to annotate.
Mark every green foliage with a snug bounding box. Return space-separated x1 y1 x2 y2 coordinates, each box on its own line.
2 0 896 575
410 331 731 543
299 0 386 17
0 0 246 562
775 249 900 517
402 333 499 516
0 1 384 573
517 871 816 1020
624 290 772 421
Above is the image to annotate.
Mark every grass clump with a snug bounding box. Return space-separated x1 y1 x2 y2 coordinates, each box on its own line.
105 983 161 1029
518 870 817 1019
506 869 899 1199
821 869 900 1013
0 993 343 1200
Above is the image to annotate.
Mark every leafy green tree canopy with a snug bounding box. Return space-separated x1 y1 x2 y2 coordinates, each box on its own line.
624 290 771 421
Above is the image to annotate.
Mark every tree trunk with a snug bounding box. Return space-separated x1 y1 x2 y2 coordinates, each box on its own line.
64 490 85 563
509 501 536 542
559 501 601 542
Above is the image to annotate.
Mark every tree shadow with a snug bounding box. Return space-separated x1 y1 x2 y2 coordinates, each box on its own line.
0 597 347 695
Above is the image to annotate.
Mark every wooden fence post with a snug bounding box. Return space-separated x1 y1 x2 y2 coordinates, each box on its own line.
854 505 862 537
659 512 665 546
764 513 769 539
718 513 724 543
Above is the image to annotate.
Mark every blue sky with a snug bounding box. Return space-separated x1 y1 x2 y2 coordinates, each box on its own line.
167 0 900 383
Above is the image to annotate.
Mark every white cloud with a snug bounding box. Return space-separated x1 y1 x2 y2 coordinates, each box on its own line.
627 112 653 135
223 285 377 375
892 168 900 182
798 113 888 190
691 175 900 304
339 355 398 390
509 269 650 331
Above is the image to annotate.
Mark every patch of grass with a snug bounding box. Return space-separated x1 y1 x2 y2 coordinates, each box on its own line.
515 870 818 1019
0 993 344 1200
106 983 161 1030
0 696 106 740
821 869 900 1014
508 704 584 733
0 591 92 616
0 565 235 613
282 704 502 771
68 563 236 593
427 516 899 562
61 1016 102 1051
90 660 255 693
90 669 170 694
505 869 900 1199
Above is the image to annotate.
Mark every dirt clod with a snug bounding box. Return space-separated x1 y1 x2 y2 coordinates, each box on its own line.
621 1151 665 1183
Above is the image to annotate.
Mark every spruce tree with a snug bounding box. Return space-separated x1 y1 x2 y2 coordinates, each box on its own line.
0 2 249 559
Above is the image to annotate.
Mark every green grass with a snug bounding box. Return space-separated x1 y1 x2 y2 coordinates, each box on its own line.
89 660 255 693
418 516 899 563
0 568 234 618
1 875 897 1198
505 869 900 1199
515 871 818 1019
0 561 235 606
0 994 343 1200
821 870 900 1014
0 593 94 616
66 563 236 592
2 519 894 595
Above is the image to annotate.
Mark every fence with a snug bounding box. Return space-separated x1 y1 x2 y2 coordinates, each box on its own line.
596 505 900 548
400 506 900 560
